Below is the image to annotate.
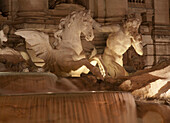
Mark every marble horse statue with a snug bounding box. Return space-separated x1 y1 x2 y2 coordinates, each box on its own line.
15 10 105 80
94 14 143 78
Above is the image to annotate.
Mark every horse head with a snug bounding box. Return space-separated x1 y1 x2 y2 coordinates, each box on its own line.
54 10 94 47
78 10 94 41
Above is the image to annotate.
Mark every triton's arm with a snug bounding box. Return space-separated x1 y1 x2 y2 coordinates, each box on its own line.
131 34 143 56
93 20 120 33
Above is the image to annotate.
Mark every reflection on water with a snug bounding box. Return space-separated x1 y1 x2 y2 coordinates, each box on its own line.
0 92 137 123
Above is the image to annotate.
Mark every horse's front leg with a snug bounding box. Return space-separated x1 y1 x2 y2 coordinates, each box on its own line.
89 55 108 78
62 58 104 80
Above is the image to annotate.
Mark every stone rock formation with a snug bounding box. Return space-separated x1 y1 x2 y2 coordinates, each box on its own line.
136 101 170 123
119 60 170 101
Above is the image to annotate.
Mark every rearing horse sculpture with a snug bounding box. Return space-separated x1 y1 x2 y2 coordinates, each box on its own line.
94 15 143 78
15 10 104 80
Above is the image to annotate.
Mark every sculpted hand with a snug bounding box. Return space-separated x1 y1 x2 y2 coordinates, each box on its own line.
91 66 104 81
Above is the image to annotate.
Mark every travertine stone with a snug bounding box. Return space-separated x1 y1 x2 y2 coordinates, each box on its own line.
145 0 153 8
145 10 154 22
0 0 169 70
0 14 7 22
96 0 106 18
143 111 163 123
155 44 170 55
54 3 85 15
155 35 170 43
156 56 170 63
137 101 170 123
90 0 128 23
142 35 153 45
120 64 170 100
105 0 128 17
144 56 154 66
143 45 154 55
18 0 48 12
154 0 169 24
0 0 9 14
14 0 48 29
128 0 153 22
140 26 150 34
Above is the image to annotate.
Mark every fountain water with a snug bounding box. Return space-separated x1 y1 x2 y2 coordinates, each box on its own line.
0 91 137 123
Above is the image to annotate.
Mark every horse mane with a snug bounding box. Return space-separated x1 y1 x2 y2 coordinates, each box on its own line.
53 10 90 47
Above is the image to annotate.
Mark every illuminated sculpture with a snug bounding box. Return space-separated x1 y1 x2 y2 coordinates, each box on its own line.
94 15 143 78
0 25 9 45
0 25 29 71
15 10 105 79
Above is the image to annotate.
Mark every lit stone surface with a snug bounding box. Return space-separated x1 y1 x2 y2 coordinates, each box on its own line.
143 111 163 123
142 35 153 46
143 45 154 55
154 0 169 24
0 1 169 123
120 64 170 100
155 44 170 55
144 56 154 67
0 0 169 69
137 101 170 123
